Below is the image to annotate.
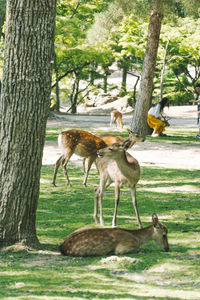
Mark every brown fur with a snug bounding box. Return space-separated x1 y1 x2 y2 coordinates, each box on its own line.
94 132 145 228
110 110 124 128
60 214 169 257
52 129 107 186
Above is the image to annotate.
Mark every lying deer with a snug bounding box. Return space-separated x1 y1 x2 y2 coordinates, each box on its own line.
110 109 124 128
94 133 144 228
52 129 107 187
59 213 169 256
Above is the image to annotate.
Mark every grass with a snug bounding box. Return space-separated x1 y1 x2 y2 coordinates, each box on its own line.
0 127 200 299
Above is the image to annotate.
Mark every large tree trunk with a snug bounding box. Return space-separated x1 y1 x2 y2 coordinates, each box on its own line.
53 51 60 112
130 1 163 136
0 0 56 249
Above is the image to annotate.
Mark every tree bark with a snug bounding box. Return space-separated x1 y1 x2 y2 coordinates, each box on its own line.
121 66 127 93
130 1 163 136
54 52 60 112
0 0 56 249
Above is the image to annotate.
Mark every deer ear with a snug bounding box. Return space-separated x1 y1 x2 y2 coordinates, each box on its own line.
152 213 159 227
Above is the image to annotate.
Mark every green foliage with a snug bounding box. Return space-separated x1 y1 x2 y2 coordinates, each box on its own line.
152 17 200 104
53 0 115 109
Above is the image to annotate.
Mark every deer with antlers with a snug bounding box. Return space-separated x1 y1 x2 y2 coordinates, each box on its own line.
94 132 145 228
59 213 169 256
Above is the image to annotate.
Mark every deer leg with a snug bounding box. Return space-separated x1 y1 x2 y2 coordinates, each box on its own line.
83 156 95 186
131 187 142 228
52 155 65 186
83 158 86 174
94 187 99 224
98 177 111 226
98 184 104 226
61 148 75 186
112 183 120 228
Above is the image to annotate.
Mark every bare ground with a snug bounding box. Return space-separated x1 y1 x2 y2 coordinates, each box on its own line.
44 105 199 170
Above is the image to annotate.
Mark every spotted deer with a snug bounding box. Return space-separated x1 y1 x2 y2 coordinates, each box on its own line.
52 129 107 187
110 109 124 128
94 133 145 228
82 133 127 174
59 213 169 256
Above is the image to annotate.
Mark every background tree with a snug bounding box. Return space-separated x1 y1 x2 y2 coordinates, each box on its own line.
130 0 164 135
52 0 113 112
0 0 57 249
130 0 200 135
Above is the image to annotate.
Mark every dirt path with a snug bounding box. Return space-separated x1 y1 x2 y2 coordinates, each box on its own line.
44 105 200 170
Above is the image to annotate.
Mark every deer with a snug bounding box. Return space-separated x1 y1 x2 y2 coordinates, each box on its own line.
53 129 140 187
94 133 145 228
52 129 107 187
59 213 169 256
82 133 127 174
110 109 124 128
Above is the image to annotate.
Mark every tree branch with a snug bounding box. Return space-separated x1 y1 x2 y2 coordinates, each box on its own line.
51 62 91 88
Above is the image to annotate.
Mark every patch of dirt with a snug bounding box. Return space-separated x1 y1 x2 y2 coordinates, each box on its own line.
44 106 200 193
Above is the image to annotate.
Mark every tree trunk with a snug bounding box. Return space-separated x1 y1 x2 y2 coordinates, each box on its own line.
71 78 80 114
0 0 56 249
54 52 60 112
160 40 169 100
121 66 127 93
103 74 108 93
130 1 163 136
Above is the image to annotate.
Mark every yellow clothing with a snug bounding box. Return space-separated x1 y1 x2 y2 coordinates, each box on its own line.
147 114 166 134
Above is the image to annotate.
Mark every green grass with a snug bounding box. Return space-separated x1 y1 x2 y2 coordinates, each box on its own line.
0 127 200 299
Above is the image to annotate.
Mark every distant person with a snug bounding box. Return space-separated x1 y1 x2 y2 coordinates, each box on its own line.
147 97 170 137
189 83 200 139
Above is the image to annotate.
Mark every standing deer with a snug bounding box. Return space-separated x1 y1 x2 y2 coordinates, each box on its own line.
94 133 145 228
52 129 107 187
110 109 124 128
82 133 126 174
59 213 169 256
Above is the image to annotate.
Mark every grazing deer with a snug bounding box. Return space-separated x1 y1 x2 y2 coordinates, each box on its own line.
94 132 144 228
52 129 107 187
110 109 124 128
59 213 169 256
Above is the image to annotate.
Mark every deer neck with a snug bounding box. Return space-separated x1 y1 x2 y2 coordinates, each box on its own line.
114 151 134 179
131 226 154 246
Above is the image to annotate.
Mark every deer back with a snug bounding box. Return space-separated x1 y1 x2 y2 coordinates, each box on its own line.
60 129 107 157
60 227 139 257
95 134 125 146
